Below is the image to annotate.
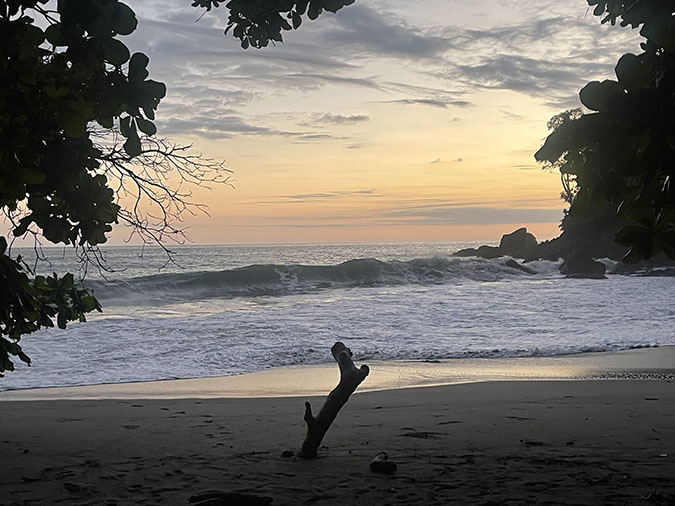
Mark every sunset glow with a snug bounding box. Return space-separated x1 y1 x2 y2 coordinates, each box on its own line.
109 0 642 244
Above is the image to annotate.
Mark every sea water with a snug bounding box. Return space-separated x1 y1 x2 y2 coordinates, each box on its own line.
2 242 674 391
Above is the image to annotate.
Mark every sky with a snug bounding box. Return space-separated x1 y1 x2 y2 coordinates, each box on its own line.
113 0 643 245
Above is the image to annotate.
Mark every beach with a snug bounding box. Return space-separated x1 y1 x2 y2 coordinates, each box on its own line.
2 349 674 505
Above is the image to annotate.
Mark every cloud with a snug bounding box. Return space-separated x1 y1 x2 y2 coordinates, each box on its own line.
319 4 448 59
312 113 370 125
500 109 525 120
282 73 381 90
429 15 638 105
376 98 470 109
157 115 298 139
250 189 378 205
292 133 352 143
127 2 640 153
284 189 376 201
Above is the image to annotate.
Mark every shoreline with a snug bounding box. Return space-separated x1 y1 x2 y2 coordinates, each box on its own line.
1 346 673 401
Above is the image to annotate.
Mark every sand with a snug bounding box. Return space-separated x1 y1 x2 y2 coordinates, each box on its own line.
2 350 675 505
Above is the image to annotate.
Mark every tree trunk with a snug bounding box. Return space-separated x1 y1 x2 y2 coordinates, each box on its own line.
297 342 369 458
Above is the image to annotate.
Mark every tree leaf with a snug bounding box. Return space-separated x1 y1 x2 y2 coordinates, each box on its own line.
113 2 138 35
308 0 322 20
45 24 68 46
128 52 149 81
135 117 157 136
123 121 142 157
102 37 131 66
579 80 624 112
291 11 302 29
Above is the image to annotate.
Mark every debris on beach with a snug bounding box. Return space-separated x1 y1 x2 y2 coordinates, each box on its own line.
370 451 397 474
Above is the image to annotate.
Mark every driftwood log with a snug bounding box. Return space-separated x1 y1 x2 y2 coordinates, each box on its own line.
298 342 369 458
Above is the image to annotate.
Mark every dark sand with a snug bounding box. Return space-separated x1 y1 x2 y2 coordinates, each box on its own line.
1 349 674 505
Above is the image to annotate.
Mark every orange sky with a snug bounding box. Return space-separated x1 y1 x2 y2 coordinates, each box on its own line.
8 1 644 246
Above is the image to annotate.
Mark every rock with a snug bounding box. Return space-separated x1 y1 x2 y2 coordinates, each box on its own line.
370 451 397 474
454 245 503 259
499 227 538 258
454 228 539 260
502 258 536 275
281 450 294 458
560 251 607 279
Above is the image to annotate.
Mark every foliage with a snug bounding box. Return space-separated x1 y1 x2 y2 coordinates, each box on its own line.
536 1 675 263
1 0 228 375
0 237 101 376
191 0 355 48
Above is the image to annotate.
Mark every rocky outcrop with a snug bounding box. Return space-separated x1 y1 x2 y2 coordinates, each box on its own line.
455 228 539 260
559 251 607 279
454 245 502 259
499 227 538 259
453 220 674 275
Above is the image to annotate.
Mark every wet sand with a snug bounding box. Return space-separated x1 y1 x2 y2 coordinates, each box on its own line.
1 348 674 505
1 347 673 400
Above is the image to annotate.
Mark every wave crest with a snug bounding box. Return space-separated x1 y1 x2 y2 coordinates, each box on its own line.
86 256 560 304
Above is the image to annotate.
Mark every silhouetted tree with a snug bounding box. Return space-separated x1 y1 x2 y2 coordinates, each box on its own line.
191 0 355 48
536 1 675 263
0 1 229 375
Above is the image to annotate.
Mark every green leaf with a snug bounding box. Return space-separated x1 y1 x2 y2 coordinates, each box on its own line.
321 0 354 13
141 80 166 100
308 1 322 20
128 52 149 81
291 11 302 29
102 37 131 66
18 351 31 366
120 115 131 136
615 53 652 92
45 24 68 46
135 117 157 135
113 2 138 35
123 121 142 157
13 215 33 237
579 80 624 112
57 311 67 330
296 0 309 15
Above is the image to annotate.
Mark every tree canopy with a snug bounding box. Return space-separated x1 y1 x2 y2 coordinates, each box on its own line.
0 0 230 376
536 0 675 263
192 0 355 48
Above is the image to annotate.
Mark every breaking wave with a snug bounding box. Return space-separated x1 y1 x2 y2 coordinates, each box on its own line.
86 256 561 304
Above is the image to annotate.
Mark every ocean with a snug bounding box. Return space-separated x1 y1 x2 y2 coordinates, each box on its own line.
2 242 674 392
